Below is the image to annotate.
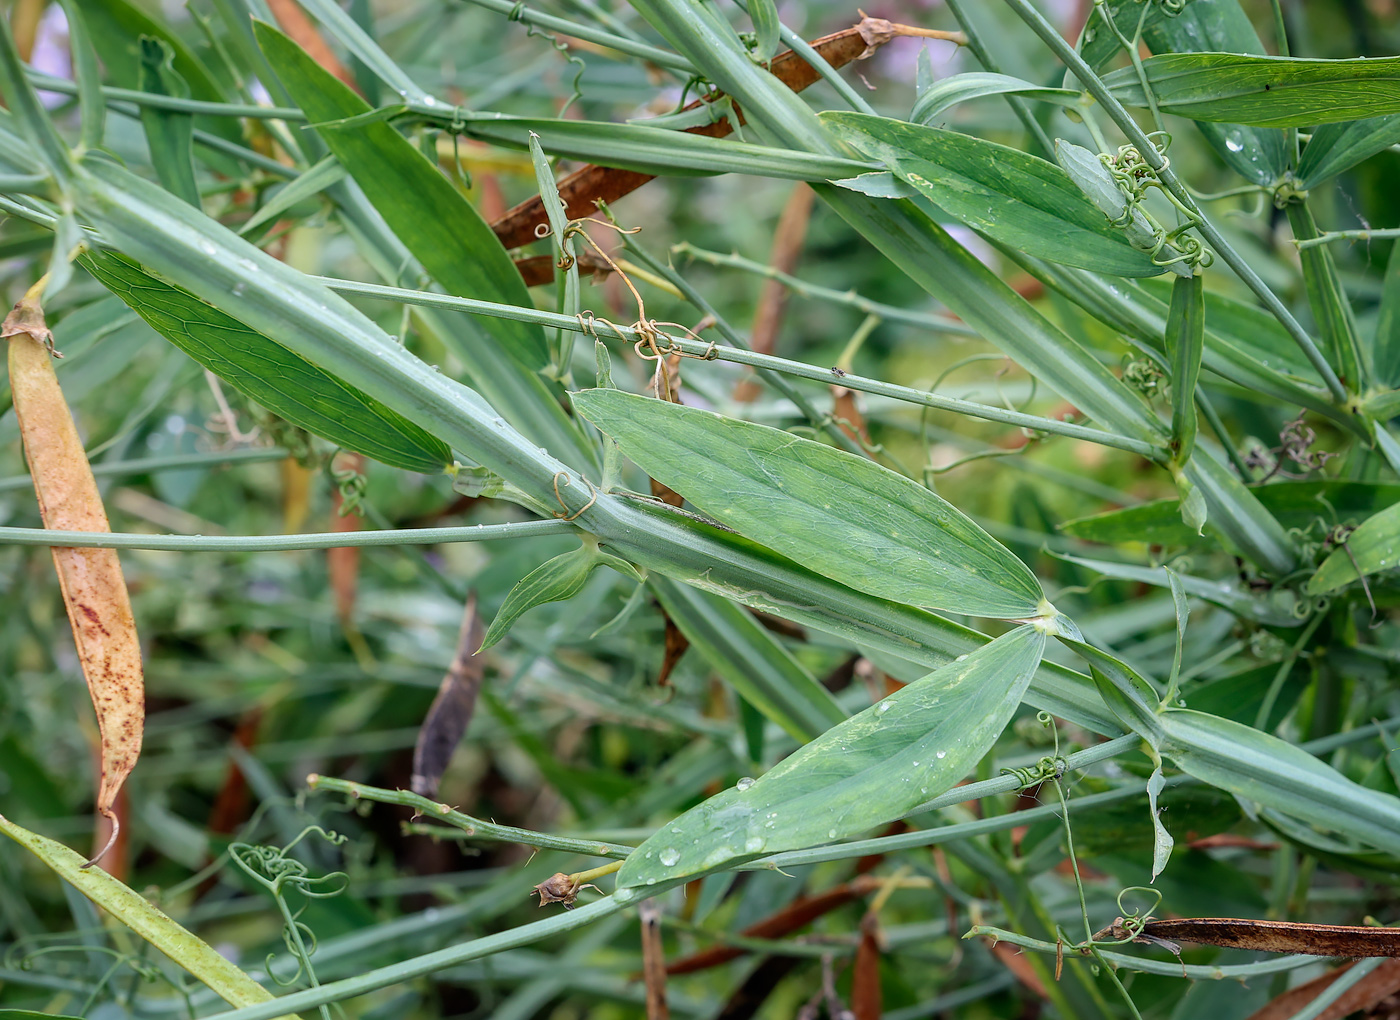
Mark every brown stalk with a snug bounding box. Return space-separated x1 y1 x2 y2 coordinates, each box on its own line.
851 911 883 1019
1138 918 1400 957
490 20 890 252
639 899 671 1020
411 593 486 799
1245 959 1400 1020
734 182 815 401
5 286 145 867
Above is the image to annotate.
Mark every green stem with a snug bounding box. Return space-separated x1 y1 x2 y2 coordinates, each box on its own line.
24 69 305 119
673 242 977 336
453 0 694 71
0 447 290 492
998 0 1350 404
0 519 573 551
315 275 1161 457
308 776 634 858
730 0 878 116
1296 227 1400 250
944 0 1054 156
1286 958 1384 1020
966 926 1321 980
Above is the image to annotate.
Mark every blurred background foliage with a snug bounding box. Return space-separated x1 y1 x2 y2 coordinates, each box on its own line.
3 0 1400 1016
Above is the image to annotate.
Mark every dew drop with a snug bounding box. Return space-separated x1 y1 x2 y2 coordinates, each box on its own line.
1225 136 1244 152
936 750 947 759
199 240 217 256
646 877 657 885
644 851 653 859
954 654 968 662
878 702 892 714
659 847 680 866
744 836 764 853
614 887 636 903
827 828 837 839
736 776 755 791
231 282 246 297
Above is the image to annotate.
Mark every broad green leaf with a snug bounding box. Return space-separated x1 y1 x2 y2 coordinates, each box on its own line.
909 72 1079 125
1160 710 1400 856
617 623 1047 887
1165 273 1204 464
650 575 845 743
1374 239 1400 389
1287 202 1365 391
605 499 1120 735
480 543 600 650
137 37 199 207
1297 115 1400 189
573 388 1049 620
1061 638 1164 745
1055 552 1304 626
439 111 879 182
0 814 295 1018
80 251 452 473
826 115 1164 278
1061 480 1400 546
1104 53 1400 128
255 23 550 374
1306 502 1400 595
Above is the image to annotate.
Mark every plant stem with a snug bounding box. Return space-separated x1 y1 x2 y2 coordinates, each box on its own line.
0 519 574 551
0 447 290 492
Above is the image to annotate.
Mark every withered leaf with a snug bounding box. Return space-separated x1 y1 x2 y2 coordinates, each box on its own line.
1141 918 1400 957
411 592 485 798
4 290 145 866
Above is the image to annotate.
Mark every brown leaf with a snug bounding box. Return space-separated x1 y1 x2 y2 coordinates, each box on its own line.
5 290 145 867
490 23 879 251
656 610 690 688
411 593 486 799
1141 918 1400 957
1246 959 1400 1020
640 899 671 1020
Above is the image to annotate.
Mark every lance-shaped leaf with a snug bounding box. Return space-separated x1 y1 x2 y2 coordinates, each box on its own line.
80 252 452 474
909 72 1079 125
650 575 845 743
1103 53 1400 128
1287 202 1365 391
1165 273 1204 465
1297 115 1400 190
254 23 551 374
618 623 1047 887
479 543 601 651
1060 638 1163 745
1160 710 1400 857
825 115 1163 279
0 814 295 1018
573 388 1048 620
1378 243 1400 390
136 37 199 207
1306 502 1400 595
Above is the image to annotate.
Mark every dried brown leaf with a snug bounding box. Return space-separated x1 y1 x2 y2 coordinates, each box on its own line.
1246 959 1400 1020
640 899 671 1020
1141 918 1400 957
411 593 486 799
5 291 144 867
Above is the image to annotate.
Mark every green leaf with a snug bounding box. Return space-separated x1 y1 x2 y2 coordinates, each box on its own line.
55 0 104 152
479 542 601 650
1061 480 1400 546
650 575 845 743
1104 53 1400 128
1374 236 1400 389
1054 551 1304 626
617 623 1047 887
1306 501 1400 595
1160 710 1400 856
1147 765 1173 880
239 154 345 238
1287 202 1365 391
0 814 295 1017
1180 452 1296 574
290 0 429 103
442 111 879 182
80 251 452 473
573 388 1048 620
0 1011 83 1019
909 72 1080 125
1297 115 1400 189
1061 638 1164 745
137 36 199 207
825 114 1164 278
1165 273 1204 462
255 23 550 374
